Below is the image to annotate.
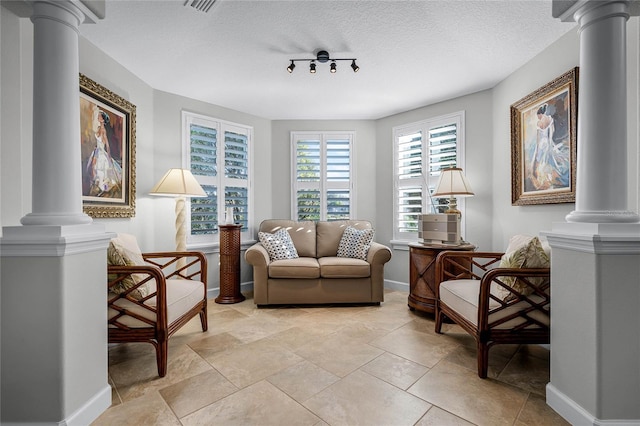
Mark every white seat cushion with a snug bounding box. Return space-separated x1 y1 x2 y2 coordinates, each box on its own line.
439 279 549 330
109 279 204 328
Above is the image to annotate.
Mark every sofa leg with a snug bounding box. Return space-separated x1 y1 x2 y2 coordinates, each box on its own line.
477 342 489 379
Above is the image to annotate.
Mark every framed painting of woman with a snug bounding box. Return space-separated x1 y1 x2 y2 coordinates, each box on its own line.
80 74 136 218
510 67 578 205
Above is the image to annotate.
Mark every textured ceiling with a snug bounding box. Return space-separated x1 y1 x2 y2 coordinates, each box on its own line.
79 0 577 120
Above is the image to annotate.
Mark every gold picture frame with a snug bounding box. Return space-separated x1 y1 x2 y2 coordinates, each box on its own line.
510 67 578 205
80 73 136 218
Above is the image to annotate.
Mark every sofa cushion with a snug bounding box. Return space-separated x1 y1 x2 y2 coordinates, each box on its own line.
107 233 152 300
259 228 299 261
268 257 320 279
259 220 316 257
109 278 204 328
439 279 549 330
319 257 370 278
317 220 372 257
496 235 550 301
337 226 374 260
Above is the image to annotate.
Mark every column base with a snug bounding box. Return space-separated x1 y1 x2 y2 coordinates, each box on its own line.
21 211 93 226
1 223 112 256
566 210 640 223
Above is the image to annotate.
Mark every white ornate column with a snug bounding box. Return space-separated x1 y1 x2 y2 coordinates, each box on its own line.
545 1 640 425
565 0 639 224
0 1 113 424
21 0 93 226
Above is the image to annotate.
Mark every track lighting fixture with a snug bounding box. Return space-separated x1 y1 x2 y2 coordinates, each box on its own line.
287 50 359 74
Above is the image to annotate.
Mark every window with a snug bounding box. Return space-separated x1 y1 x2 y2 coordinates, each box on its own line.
393 111 465 241
183 111 252 245
291 132 355 221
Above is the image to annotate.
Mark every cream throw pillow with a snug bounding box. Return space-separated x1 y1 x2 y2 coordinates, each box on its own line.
495 235 550 301
107 233 152 300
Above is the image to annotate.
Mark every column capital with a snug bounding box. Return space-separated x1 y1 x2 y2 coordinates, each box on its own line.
553 0 638 22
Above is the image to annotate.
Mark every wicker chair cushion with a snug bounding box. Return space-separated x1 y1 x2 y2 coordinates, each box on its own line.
439 279 550 329
496 235 550 301
107 233 152 300
108 278 205 328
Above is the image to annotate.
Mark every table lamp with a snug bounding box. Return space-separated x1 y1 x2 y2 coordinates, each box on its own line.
431 167 474 218
150 168 207 253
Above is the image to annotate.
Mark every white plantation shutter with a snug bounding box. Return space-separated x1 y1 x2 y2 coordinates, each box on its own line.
183 112 252 245
393 112 465 241
292 132 355 221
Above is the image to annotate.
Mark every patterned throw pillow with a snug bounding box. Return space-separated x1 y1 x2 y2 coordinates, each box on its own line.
258 228 299 261
496 235 550 301
337 226 374 260
107 233 152 300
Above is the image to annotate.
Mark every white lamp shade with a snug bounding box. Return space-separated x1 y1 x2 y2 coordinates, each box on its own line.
149 168 207 197
432 167 474 198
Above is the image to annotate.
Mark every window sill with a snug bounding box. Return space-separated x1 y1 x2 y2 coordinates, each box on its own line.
390 239 419 251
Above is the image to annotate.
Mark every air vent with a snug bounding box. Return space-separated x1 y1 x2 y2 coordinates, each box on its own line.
184 0 217 13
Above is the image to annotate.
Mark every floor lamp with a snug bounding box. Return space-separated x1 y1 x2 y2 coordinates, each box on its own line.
150 169 207 259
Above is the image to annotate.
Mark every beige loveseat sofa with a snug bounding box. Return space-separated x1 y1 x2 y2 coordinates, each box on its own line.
245 219 392 306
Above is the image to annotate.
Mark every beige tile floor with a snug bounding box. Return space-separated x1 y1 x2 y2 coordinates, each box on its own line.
94 290 569 426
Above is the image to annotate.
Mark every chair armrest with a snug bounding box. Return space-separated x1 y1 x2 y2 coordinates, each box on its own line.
435 251 504 284
108 264 168 329
367 242 392 265
477 267 551 331
245 243 270 267
142 251 207 283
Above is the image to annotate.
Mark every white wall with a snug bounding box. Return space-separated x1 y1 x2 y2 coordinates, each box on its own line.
375 90 494 286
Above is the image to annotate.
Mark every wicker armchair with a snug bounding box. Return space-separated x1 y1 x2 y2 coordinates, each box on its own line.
108 246 208 377
434 250 550 378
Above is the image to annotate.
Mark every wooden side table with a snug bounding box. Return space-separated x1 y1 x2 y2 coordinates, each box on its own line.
216 224 245 304
408 242 475 314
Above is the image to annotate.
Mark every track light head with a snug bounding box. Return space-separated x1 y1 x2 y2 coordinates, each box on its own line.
351 60 359 73
330 61 337 73
287 61 295 73
310 61 316 74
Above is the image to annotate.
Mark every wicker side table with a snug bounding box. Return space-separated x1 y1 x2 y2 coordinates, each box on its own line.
216 224 245 304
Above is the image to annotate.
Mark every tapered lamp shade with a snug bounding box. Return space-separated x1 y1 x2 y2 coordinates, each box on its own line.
149 168 207 197
432 168 474 217
150 169 207 260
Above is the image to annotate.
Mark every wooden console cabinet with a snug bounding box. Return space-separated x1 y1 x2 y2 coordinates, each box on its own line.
408 242 475 314
216 224 245 304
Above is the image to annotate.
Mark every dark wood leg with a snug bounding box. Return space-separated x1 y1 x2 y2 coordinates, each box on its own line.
156 339 168 378
477 341 489 378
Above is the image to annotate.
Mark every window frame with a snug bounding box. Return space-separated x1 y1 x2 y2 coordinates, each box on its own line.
290 131 356 221
392 111 466 244
182 110 253 248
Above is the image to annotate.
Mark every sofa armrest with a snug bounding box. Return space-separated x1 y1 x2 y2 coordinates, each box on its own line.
245 243 270 267
367 242 392 265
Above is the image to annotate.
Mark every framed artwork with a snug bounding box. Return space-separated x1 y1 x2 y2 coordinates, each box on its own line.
510 67 578 205
79 73 137 218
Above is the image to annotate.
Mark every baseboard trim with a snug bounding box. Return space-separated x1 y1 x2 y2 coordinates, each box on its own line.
546 383 640 426
384 279 409 292
62 384 112 426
